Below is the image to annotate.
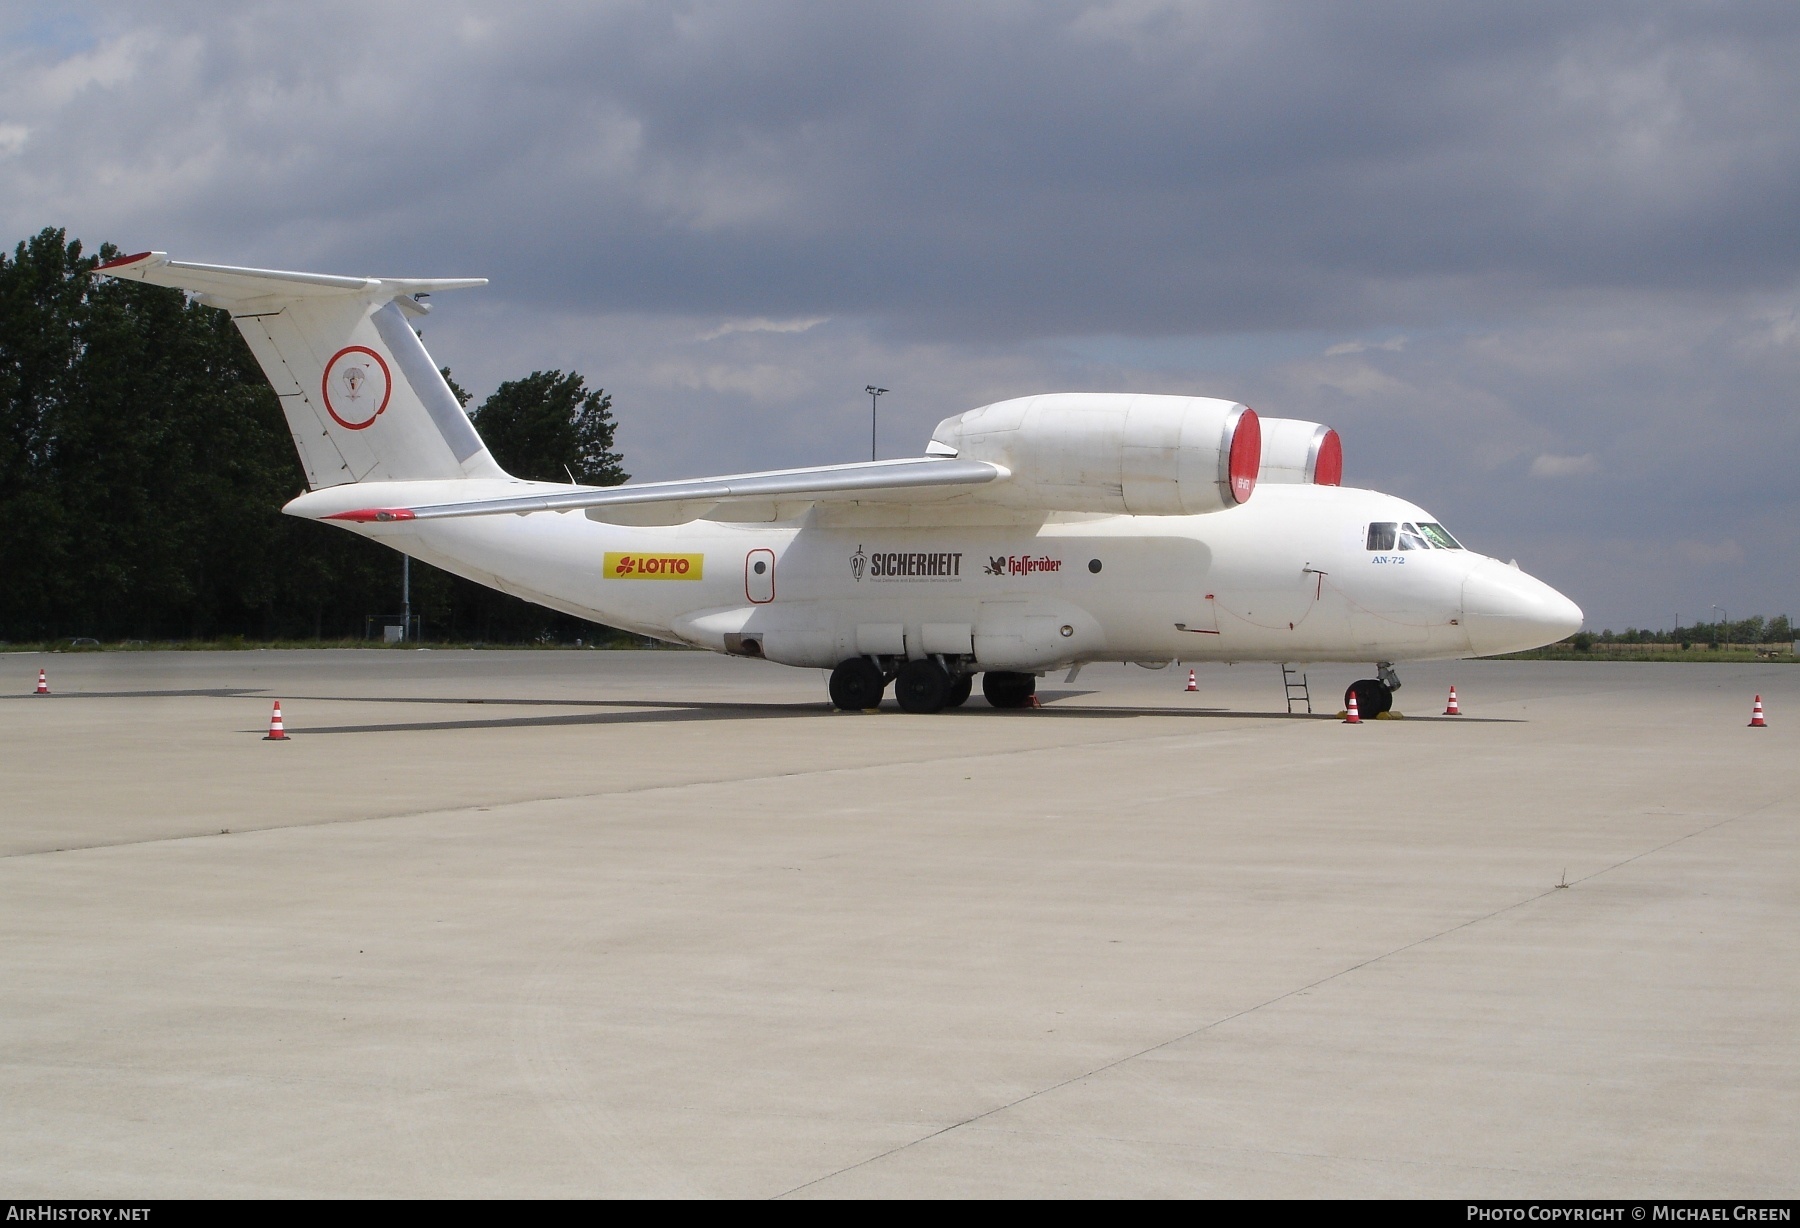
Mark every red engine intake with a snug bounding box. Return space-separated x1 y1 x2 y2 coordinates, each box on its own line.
1226 407 1261 505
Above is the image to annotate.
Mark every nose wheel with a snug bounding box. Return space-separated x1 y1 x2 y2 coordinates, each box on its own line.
1344 677 1394 717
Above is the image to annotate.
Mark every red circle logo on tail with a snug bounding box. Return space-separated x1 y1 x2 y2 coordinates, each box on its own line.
322 346 392 430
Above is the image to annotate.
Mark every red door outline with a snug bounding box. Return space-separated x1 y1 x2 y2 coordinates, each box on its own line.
745 548 775 604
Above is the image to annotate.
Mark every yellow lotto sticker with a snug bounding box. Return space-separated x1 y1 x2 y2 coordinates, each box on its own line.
603 552 704 580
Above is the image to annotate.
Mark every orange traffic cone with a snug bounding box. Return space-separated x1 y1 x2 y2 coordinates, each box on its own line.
1344 690 1362 724
1749 695 1767 728
1185 669 1198 692
34 668 48 695
264 701 289 741
1444 685 1461 716
1027 694 1042 708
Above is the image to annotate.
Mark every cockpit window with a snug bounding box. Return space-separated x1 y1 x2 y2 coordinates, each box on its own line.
1397 522 1431 551
1370 520 1464 551
1418 522 1463 550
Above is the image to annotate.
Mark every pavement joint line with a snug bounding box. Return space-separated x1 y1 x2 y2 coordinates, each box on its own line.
0 721 1277 862
772 800 1776 1199
960 1125 1548 1177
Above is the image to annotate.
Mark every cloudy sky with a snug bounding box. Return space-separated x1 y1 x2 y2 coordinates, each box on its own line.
4 1 1798 630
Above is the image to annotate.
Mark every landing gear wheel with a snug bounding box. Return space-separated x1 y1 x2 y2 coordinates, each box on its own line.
829 658 887 710
943 674 973 708
982 671 1037 709
1345 678 1393 717
895 660 951 713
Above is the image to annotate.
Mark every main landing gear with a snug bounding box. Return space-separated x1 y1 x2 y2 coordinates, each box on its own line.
1343 662 1401 718
981 671 1036 709
828 660 1020 714
828 658 886 711
944 673 973 708
894 660 950 713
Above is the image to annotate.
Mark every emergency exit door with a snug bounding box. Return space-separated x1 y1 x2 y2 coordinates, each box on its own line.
745 548 775 603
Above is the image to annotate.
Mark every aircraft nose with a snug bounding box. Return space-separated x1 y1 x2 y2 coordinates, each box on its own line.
1461 559 1583 656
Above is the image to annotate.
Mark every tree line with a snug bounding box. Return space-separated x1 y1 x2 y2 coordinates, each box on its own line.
1569 617 1793 652
9 228 1786 651
0 227 627 644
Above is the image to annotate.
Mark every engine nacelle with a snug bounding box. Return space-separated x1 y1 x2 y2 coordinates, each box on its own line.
1256 417 1342 485
929 393 1260 515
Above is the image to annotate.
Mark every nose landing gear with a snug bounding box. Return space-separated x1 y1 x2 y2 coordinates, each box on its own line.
1343 662 1400 718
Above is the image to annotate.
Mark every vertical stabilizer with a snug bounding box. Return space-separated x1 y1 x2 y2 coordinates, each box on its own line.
94 252 506 488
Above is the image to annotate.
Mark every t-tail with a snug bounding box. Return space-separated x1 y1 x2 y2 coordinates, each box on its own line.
92 252 505 488
92 252 1010 531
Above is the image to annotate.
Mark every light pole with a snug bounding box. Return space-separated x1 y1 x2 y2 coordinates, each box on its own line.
1712 604 1727 650
865 385 887 461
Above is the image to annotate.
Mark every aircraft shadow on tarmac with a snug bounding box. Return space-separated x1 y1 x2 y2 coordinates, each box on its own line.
253 691 1518 734
5 687 1517 730
0 688 267 700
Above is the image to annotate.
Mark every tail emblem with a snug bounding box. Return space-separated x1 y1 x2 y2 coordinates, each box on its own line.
322 345 393 430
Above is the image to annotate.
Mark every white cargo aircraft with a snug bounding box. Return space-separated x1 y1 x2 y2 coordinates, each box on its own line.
96 252 1581 714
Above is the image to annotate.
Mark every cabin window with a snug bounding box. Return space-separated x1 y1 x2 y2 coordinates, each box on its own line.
1397 522 1431 551
1418 522 1463 550
1366 522 1396 551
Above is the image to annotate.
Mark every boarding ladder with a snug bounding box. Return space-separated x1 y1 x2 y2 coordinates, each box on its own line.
1281 663 1312 714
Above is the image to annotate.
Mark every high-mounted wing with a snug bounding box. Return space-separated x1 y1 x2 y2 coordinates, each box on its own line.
291 456 1008 526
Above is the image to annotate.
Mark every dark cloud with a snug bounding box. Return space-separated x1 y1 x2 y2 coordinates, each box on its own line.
7 2 1799 333
3 1 1799 628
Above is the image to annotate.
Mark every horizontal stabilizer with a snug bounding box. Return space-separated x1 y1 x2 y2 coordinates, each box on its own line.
290 457 1009 525
93 251 485 307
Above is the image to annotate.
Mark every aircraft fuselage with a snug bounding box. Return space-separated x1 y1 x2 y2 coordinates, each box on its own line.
356 482 1580 669
94 252 1581 697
